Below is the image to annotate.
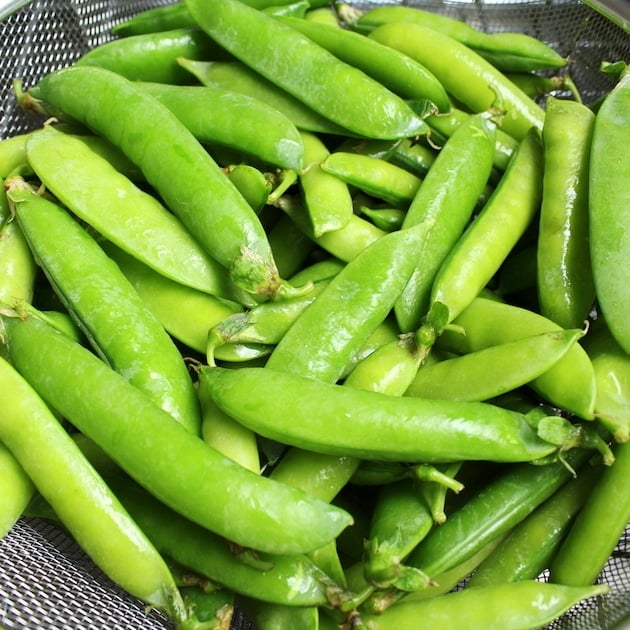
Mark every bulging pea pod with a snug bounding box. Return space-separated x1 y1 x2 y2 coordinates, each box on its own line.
0 355 188 625
24 125 240 302
405 328 585 403
0 440 34 539
356 581 609 630
24 65 307 301
589 70 630 355
537 96 596 330
0 134 32 179
185 0 428 140
2 314 353 556
6 181 202 434
277 15 450 112
136 82 305 171
358 206 405 232
224 163 273 215
436 296 597 420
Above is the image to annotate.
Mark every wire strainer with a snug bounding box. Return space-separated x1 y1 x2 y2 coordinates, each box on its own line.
0 0 629 628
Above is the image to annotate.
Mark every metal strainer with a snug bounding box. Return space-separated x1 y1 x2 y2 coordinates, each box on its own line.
1 0 629 628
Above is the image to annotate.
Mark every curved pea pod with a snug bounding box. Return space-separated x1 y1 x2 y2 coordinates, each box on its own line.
405 328 585 402
177 59 349 136
0 440 34 538
25 65 303 301
537 97 595 329
359 206 405 232
0 355 188 624
0 134 31 179
277 15 450 112
24 125 238 301
112 2 195 35
240 599 319 630
589 71 630 355
185 0 428 140
437 296 597 419
224 163 273 214
357 581 608 630
298 131 354 236
583 322 630 443
320 152 422 208
201 365 558 463
369 22 545 140
76 27 227 83
6 182 201 434
394 112 496 332
136 82 304 170
2 314 352 555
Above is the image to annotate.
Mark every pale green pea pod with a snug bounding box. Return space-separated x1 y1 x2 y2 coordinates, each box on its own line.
406 328 585 402
0 440 35 538
0 133 31 179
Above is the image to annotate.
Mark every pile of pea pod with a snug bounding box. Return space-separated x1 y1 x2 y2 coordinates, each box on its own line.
1 0 629 627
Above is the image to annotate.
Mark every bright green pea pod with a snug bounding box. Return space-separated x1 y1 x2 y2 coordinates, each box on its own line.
357 581 608 629
429 128 543 326
298 131 354 236
394 113 496 332
0 355 188 624
320 152 422 208
178 586 234 629
437 296 597 419
467 462 602 588
369 22 545 140
185 0 428 140
0 133 30 179
288 257 345 286
112 2 195 36
538 96 596 329
7 183 202 433
25 65 303 301
584 322 630 443
406 328 584 402
356 5 566 71
239 598 319 630
201 365 558 463
0 440 34 538
359 206 405 232
589 71 630 355
277 15 450 112
177 59 349 136
2 314 352 555
137 82 304 170
24 125 238 301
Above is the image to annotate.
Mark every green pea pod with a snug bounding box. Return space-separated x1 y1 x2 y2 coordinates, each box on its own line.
369 22 545 140
239 598 319 630
359 206 405 232
24 125 238 301
201 365 558 463
356 5 566 71
0 440 34 538
537 96 595 329
437 296 597 419
267 214 317 279
405 328 584 402
2 314 352 555
112 2 195 36
357 581 608 630
505 73 580 100
7 183 201 434
185 0 427 140
177 59 349 135
390 137 437 177
298 131 354 236
589 71 630 355
224 163 273 214
0 133 30 179
277 15 450 112
0 355 187 624
320 152 422 208
429 128 543 326
136 82 304 170
467 462 602 588
77 28 227 83
583 321 630 443
394 113 496 332
25 65 302 300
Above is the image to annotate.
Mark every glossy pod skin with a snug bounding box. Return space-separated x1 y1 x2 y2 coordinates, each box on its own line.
185 0 428 140
199 365 558 463
2 314 352 556
588 71 630 354
25 65 300 300
0 440 34 538
0 354 187 623
7 182 201 433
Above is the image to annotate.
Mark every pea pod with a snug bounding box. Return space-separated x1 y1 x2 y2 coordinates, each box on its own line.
25 65 302 300
112 2 195 36
2 314 352 555
0 440 34 538
0 354 187 624
589 70 630 354
185 0 427 140
7 182 201 433
0 133 30 179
